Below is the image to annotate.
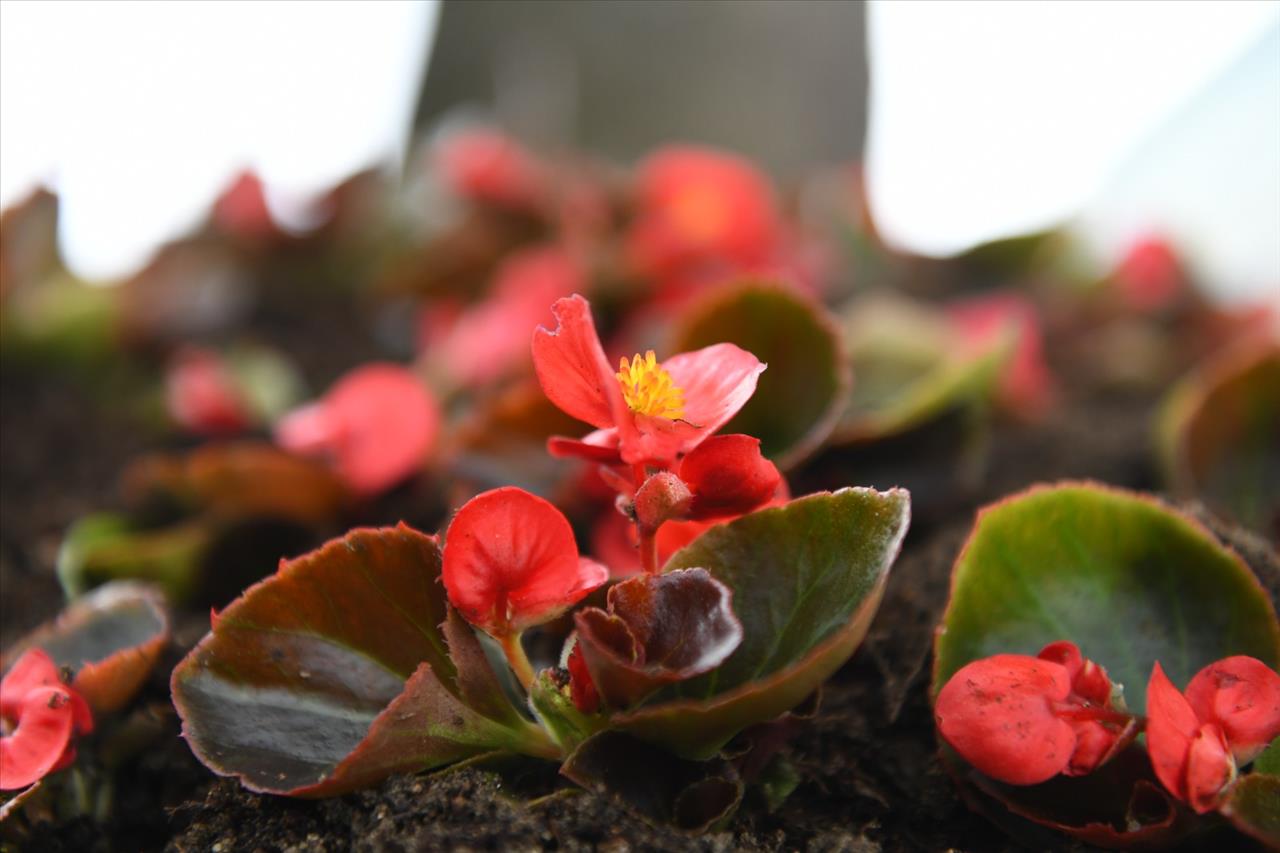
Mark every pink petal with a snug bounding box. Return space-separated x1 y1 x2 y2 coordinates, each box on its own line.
661 342 765 436
532 295 624 431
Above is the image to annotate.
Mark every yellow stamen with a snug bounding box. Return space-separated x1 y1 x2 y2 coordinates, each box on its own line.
616 350 685 419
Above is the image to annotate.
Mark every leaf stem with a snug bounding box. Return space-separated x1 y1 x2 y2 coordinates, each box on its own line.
500 631 536 692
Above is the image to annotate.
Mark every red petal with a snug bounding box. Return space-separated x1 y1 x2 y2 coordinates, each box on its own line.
1037 641 1112 706
277 364 439 496
547 428 623 465
948 293 1055 418
1065 719 1116 776
0 649 61 724
1186 723 1234 813
532 295 624 431
1146 662 1202 804
0 687 76 790
680 434 780 520
436 246 583 385
436 129 543 210
166 348 251 435
935 654 1076 785
1184 656 1280 764
442 487 608 635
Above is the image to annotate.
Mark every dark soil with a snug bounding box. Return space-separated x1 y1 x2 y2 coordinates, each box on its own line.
3 290 1275 852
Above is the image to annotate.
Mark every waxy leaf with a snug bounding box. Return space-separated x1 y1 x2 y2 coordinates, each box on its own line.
3 582 169 714
172 525 555 796
670 283 849 468
833 294 1009 444
57 514 211 603
934 482 1280 710
1156 337 1280 542
610 487 910 758
1223 773 1280 848
574 568 743 709
122 442 349 527
560 731 743 832
934 482 1280 846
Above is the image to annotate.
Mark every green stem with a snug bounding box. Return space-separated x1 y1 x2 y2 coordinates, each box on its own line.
500 631 536 692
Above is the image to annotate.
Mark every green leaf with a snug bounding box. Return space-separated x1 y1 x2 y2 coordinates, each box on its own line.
1222 773 1280 848
528 670 605 753
57 513 212 603
3 582 169 714
171 525 556 796
670 282 850 468
934 482 1280 717
610 487 910 758
1254 737 1280 775
833 294 1009 443
1156 338 1280 542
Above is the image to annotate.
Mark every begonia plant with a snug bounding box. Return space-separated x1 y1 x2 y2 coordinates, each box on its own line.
933 481 1280 848
170 296 912 829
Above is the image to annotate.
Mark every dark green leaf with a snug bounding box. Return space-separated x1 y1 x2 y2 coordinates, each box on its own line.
670 282 850 468
57 514 211 604
610 487 909 758
1222 773 1280 848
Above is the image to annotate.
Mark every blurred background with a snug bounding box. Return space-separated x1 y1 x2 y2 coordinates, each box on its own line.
2 0 1277 303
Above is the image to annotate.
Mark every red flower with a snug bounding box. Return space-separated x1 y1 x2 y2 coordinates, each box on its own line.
275 363 439 496
626 146 780 279
566 642 599 715
213 170 278 244
166 347 252 435
442 487 608 638
678 434 780 520
948 292 1055 419
934 643 1133 786
435 129 544 211
532 294 765 468
1113 235 1185 312
1 649 93 791
1147 658 1280 813
422 246 584 386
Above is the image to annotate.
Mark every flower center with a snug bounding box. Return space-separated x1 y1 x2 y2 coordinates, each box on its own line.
617 351 685 419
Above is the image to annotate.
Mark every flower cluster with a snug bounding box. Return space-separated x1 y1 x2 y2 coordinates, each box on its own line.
935 642 1280 816
0 649 93 791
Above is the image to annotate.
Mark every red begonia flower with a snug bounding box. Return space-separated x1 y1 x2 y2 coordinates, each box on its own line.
935 654 1078 785
1 650 93 791
626 146 779 279
679 434 780 520
442 487 609 637
1183 656 1280 766
275 363 439 496
166 347 252 435
948 292 1055 419
436 129 544 211
1113 235 1185 312
935 644 1131 786
533 294 765 467
423 246 583 386
566 641 599 715
1146 662 1237 813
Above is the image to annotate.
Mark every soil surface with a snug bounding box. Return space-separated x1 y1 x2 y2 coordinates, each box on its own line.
3 285 1275 852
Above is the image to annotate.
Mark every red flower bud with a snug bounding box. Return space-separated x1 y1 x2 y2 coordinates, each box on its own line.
1183 655 1280 765
166 347 252 436
435 129 544 211
275 363 439 496
1146 662 1236 813
442 487 609 637
632 471 693 533
1113 235 1185 312
679 434 780 520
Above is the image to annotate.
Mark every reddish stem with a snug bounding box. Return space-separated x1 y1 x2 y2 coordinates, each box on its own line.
639 526 659 575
